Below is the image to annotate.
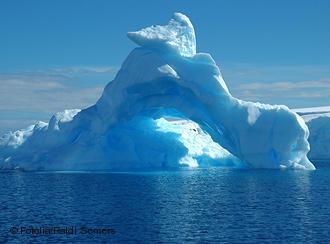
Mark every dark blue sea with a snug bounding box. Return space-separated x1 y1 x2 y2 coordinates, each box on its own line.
1 162 330 243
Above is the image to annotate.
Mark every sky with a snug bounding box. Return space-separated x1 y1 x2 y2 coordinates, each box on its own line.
1 0 330 133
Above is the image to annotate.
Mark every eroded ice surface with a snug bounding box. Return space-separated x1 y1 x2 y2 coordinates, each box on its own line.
127 13 196 57
0 13 315 170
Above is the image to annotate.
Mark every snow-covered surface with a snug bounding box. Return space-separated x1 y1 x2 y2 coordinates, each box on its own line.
293 107 330 161
0 13 315 171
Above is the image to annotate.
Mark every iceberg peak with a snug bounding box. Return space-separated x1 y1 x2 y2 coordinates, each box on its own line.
127 13 196 57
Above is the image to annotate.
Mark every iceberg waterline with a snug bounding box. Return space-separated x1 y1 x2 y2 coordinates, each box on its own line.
0 13 315 170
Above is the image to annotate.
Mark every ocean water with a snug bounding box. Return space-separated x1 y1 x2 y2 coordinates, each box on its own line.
1 163 330 243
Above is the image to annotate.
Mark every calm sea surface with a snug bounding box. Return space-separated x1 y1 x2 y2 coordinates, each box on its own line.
1 162 330 243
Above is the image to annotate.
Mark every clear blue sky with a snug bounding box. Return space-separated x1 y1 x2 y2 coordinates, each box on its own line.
1 0 330 133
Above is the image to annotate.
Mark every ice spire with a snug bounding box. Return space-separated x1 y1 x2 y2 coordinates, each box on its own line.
127 13 196 57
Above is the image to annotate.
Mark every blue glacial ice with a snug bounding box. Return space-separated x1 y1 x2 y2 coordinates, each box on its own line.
0 13 315 170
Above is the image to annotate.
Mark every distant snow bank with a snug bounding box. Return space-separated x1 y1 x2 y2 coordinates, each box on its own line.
293 106 330 114
293 106 330 161
293 106 330 122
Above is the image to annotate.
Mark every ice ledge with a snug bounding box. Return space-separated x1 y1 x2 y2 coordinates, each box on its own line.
127 13 196 57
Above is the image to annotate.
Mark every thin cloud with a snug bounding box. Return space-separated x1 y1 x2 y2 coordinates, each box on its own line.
44 66 119 75
220 63 330 106
0 66 118 133
0 70 110 112
236 79 330 91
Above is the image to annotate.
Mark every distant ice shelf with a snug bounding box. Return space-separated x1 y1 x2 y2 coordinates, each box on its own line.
0 13 316 171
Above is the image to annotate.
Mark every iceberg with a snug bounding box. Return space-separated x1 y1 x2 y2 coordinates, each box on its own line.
0 13 315 170
294 106 330 161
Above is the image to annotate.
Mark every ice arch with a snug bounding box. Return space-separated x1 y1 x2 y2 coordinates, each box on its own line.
95 45 313 170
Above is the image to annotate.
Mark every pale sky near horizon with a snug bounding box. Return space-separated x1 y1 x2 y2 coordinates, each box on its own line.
1 0 330 133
